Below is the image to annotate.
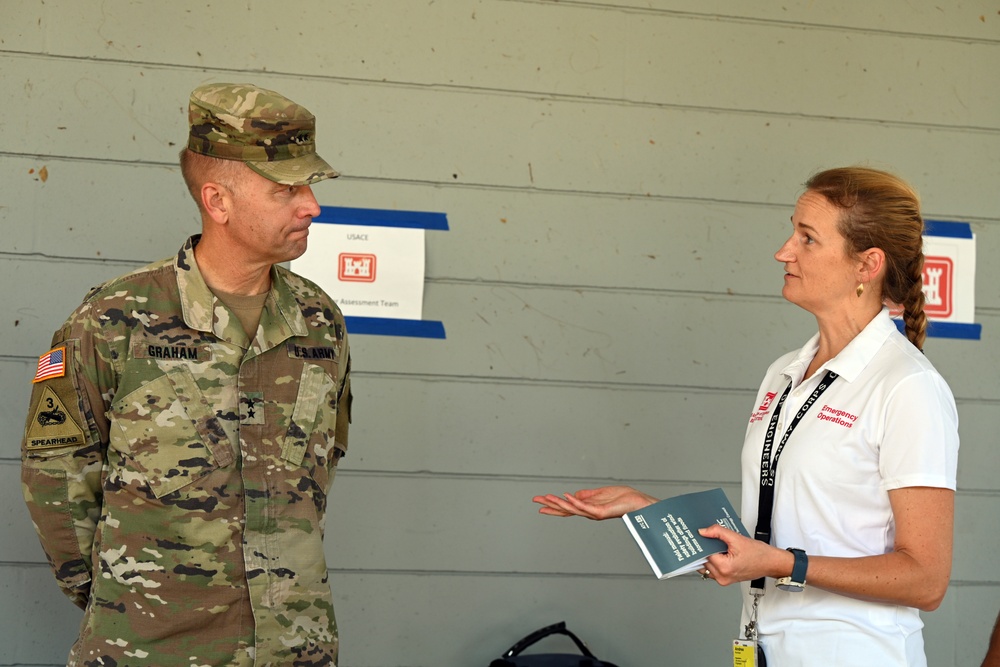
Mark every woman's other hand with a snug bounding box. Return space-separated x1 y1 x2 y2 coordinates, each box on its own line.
532 486 659 520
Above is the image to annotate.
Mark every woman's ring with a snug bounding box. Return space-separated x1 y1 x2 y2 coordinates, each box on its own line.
701 570 710 580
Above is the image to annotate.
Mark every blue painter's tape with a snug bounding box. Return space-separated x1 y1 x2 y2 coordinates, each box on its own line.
345 316 446 339
926 321 982 340
315 206 449 230
893 319 981 340
924 220 972 239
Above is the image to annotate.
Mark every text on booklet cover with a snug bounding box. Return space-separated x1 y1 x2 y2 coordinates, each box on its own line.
622 488 749 579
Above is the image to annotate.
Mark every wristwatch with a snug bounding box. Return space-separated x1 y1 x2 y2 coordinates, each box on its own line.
776 548 808 592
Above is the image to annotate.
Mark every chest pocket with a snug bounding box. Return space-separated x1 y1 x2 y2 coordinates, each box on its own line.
281 362 341 486
110 364 234 498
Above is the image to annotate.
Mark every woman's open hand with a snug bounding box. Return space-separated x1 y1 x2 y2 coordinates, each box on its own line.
532 485 659 520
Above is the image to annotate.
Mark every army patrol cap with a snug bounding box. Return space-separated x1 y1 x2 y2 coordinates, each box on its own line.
187 82 339 186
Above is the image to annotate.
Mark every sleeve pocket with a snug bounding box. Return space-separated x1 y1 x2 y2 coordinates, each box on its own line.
22 466 93 593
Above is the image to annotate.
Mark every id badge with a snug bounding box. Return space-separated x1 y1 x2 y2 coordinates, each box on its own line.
733 639 755 667
734 639 767 667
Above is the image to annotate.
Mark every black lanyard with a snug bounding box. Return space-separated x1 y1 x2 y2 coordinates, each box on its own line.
750 370 838 591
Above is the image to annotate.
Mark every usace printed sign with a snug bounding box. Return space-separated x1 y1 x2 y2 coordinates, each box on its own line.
893 220 979 340
291 206 448 339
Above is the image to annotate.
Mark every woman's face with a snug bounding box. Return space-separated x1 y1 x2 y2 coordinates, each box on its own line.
774 191 862 315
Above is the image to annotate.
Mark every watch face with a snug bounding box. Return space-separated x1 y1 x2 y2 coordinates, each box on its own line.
776 578 805 592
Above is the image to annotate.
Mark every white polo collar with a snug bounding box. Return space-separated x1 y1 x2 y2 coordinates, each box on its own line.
781 308 897 386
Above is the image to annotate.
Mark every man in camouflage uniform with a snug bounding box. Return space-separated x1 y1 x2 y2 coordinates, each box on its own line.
21 83 353 666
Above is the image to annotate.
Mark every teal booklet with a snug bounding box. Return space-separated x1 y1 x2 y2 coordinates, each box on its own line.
622 487 750 579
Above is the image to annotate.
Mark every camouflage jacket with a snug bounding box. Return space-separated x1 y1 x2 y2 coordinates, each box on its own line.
21 235 352 667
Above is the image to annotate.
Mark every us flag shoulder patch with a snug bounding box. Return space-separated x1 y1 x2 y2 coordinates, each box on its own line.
33 347 67 383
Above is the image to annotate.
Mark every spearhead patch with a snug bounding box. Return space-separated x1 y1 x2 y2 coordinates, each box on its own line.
26 386 86 450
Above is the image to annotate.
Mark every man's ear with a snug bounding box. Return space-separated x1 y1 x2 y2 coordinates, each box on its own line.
201 182 231 225
858 247 886 285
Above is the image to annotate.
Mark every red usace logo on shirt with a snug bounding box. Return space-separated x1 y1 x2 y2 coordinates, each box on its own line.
749 392 777 424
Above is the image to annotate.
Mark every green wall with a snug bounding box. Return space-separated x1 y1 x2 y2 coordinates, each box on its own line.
1 1 998 664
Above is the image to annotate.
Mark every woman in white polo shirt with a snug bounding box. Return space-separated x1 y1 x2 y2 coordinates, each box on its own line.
533 166 959 666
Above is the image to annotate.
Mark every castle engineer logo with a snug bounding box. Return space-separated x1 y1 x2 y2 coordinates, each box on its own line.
339 253 377 283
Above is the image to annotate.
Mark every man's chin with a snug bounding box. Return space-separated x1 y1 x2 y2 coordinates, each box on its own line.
274 240 309 266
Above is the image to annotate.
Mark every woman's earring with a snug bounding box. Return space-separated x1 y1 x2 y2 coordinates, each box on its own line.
856 283 865 298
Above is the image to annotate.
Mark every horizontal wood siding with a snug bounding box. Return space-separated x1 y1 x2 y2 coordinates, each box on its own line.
1 1 996 665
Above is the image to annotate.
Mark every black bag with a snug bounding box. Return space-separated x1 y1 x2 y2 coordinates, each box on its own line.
489 621 620 667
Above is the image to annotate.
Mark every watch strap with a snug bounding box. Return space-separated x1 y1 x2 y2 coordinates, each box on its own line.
776 548 808 591
786 547 808 585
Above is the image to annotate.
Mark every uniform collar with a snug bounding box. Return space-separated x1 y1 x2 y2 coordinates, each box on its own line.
175 235 309 347
782 307 896 385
